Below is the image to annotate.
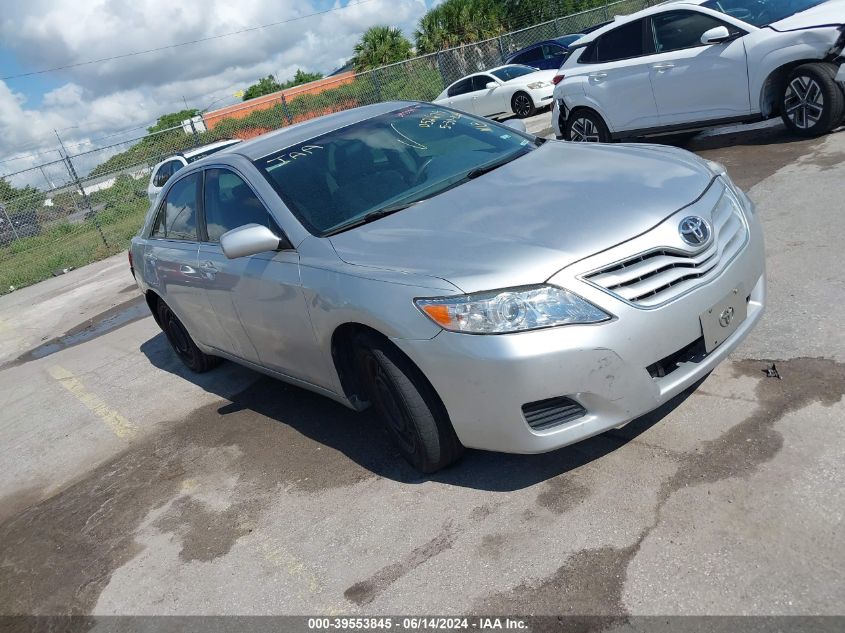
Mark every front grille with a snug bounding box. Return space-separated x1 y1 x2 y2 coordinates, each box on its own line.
584 191 747 307
522 396 586 431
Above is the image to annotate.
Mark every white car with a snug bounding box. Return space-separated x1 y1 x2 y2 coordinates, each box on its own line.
435 65 557 118
147 139 242 202
552 0 845 142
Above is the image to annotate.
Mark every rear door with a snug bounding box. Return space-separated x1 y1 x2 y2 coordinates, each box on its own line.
144 172 214 344
647 9 750 125
198 167 322 382
580 18 661 132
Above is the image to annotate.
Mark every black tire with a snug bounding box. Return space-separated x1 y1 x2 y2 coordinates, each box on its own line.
511 92 536 119
780 63 845 137
354 333 463 473
565 109 611 142
156 300 220 373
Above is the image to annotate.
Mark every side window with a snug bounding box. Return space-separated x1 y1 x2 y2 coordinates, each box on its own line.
203 168 274 243
651 11 740 53
162 173 200 240
448 78 473 97
472 75 495 91
593 19 648 63
542 44 567 61
517 47 544 63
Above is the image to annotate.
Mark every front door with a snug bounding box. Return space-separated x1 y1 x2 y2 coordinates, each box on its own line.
647 10 751 126
199 167 325 384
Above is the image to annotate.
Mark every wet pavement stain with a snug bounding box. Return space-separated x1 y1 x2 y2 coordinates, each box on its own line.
473 357 845 620
343 520 457 606
535 474 591 515
0 377 377 615
0 297 149 370
478 533 509 560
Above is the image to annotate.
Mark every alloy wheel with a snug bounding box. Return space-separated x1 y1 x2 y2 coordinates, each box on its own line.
784 75 825 129
570 117 601 142
513 94 533 118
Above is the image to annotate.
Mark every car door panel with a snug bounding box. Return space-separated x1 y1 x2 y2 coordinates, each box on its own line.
471 75 505 116
648 10 751 125
198 167 325 383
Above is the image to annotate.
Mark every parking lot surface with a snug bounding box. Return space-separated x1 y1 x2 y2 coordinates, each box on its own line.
0 122 843 617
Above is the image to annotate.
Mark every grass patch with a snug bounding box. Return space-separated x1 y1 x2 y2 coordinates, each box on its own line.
0 199 148 292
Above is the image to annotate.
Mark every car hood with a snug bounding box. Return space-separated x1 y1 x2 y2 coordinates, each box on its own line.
504 69 558 86
769 0 845 30
328 141 715 294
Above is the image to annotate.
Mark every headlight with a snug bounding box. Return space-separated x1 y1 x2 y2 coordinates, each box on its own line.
526 81 550 89
415 285 611 334
705 160 753 213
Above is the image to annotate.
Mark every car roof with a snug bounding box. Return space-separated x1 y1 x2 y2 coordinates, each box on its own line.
448 64 539 85
573 0 707 44
227 101 416 161
180 138 241 159
508 34 585 54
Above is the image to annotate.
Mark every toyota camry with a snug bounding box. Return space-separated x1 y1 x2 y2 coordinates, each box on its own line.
131 101 765 473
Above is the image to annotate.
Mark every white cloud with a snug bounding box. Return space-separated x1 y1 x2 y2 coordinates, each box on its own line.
0 0 432 184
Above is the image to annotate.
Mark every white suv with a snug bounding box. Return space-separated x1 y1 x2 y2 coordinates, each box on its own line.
147 139 241 202
552 0 845 142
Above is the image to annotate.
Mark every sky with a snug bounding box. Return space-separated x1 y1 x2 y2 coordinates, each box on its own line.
0 0 441 186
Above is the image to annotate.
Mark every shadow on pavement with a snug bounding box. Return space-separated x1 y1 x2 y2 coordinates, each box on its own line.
141 331 702 492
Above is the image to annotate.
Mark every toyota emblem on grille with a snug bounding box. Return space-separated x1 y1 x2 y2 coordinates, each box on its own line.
679 216 711 246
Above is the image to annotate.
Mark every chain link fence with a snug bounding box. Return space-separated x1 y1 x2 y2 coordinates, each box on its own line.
0 0 655 293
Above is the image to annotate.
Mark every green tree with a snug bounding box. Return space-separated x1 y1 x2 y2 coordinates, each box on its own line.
0 177 45 218
351 26 413 72
242 75 283 101
147 109 200 133
415 0 507 54
280 69 323 89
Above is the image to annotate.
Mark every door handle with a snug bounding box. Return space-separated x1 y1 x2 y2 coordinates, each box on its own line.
651 63 675 72
588 72 608 80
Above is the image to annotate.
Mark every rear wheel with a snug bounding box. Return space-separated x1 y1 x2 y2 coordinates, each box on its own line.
565 109 610 143
511 92 536 118
781 63 844 137
156 300 220 373
354 333 463 473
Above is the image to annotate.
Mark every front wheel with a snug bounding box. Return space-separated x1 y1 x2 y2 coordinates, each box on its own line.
511 92 536 119
565 109 610 142
156 300 220 373
354 333 463 473
781 63 844 137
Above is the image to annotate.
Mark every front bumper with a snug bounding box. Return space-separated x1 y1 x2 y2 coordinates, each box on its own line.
393 199 766 454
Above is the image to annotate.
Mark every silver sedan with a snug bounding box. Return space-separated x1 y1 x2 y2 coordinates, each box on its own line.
131 101 765 473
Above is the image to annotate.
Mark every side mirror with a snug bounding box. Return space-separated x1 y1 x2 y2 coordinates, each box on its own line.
153 172 170 187
701 25 731 45
503 119 528 133
220 223 288 259
485 81 498 90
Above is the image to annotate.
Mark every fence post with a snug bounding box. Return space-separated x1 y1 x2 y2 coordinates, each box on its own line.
188 117 201 147
280 94 293 125
371 69 383 102
435 52 448 89
603 0 610 21
497 36 507 64
554 17 562 36
61 152 108 249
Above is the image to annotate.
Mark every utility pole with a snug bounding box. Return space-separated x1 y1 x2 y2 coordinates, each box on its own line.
55 129 108 248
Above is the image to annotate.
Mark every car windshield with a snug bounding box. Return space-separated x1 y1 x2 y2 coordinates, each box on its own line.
491 65 538 81
701 0 826 27
253 104 537 236
185 142 239 163
554 34 584 47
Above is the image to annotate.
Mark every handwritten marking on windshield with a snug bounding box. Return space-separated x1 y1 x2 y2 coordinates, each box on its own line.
390 123 428 150
266 145 324 167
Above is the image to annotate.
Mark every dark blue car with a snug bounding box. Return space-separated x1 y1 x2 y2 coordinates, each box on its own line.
504 34 585 70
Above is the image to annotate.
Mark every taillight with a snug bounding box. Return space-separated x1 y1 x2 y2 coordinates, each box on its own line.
552 74 565 85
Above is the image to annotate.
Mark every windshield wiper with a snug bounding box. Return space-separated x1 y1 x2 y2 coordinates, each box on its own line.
324 201 419 236
466 150 528 180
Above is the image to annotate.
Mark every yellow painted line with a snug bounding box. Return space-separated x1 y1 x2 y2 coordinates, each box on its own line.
47 365 138 438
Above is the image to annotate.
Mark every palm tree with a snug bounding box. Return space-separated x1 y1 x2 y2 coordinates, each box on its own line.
351 26 413 72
